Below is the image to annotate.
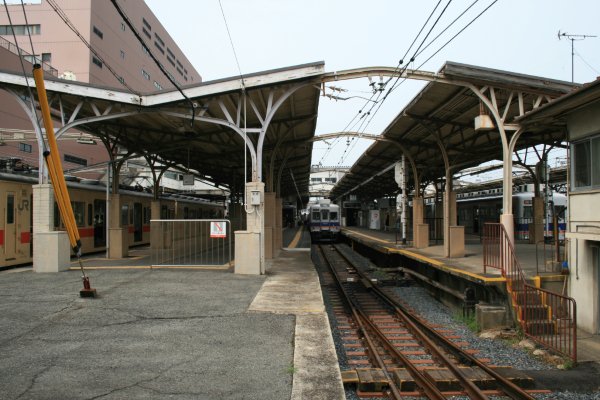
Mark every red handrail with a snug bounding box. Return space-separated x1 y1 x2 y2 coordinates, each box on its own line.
483 223 577 362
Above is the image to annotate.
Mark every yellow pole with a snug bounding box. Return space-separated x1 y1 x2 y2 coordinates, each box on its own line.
44 151 77 246
33 65 82 255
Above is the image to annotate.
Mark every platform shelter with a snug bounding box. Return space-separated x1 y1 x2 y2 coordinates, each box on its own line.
329 62 576 257
0 62 324 273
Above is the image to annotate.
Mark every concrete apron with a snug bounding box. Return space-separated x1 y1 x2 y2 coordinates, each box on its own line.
248 249 345 400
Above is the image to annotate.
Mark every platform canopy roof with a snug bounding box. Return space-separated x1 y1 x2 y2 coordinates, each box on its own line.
329 62 577 201
0 62 324 200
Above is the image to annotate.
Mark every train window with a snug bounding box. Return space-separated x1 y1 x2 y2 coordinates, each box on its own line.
312 211 320 221
161 205 168 219
6 193 15 224
71 201 85 227
87 204 93 226
121 204 129 226
330 211 338 221
129 206 134 224
523 206 533 219
321 210 329 220
184 207 189 219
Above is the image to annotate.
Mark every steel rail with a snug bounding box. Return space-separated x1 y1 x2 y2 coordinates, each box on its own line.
333 245 536 400
319 245 445 400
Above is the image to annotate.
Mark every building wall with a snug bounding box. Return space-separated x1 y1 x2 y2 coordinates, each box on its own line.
0 0 200 92
567 101 600 141
566 100 600 334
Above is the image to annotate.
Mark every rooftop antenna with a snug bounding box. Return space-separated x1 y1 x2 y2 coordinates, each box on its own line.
558 30 597 83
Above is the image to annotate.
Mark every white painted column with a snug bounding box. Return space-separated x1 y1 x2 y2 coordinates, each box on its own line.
32 184 70 272
235 181 265 275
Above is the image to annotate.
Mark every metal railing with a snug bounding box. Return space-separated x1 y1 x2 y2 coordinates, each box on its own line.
151 219 232 267
0 36 58 77
483 223 577 362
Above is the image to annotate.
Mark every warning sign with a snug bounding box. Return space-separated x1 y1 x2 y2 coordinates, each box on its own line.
210 221 226 238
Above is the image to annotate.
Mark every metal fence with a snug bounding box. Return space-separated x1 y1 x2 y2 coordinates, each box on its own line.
483 223 577 362
151 219 232 267
0 36 58 77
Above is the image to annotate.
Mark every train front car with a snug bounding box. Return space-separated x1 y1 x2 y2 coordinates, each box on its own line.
308 200 340 243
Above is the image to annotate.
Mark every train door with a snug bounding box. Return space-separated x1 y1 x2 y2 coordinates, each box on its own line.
473 206 480 234
133 202 143 242
93 200 106 248
321 209 330 232
4 192 16 260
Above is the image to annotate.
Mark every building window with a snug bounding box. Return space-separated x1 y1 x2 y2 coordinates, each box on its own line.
166 48 175 58
93 26 103 39
92 56 103 68
19 142 32 153
153 81 162 90
142 27 151 39
64 154 87 166
572 135 600 190
0 24 40 35
121 22 126 31
141 69 150 80
176 67 183 76
142 18 151 31
120 50 125 59
22 52 51 65
154 32 164 47
154 41 164 54
176 59 183 69
167 55 176 67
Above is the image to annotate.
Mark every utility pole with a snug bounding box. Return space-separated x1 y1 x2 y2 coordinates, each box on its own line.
558 31 596 83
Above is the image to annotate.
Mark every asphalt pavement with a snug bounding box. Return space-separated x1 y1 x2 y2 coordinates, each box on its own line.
0 268 295 400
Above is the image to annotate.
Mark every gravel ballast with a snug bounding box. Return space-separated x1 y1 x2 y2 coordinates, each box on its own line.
322 243 600 399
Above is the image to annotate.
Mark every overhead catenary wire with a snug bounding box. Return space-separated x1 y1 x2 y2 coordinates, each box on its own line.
109 0 197 126
1 0 44 147
348 0 497 154
45 0 139 95
218 0 245 89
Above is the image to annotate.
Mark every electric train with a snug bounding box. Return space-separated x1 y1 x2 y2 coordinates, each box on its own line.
308 199 340 242
0 172 224 268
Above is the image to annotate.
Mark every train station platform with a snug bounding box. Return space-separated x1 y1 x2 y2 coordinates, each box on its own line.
0 247 344 399
282 225 311 249
341 226 600 364
341 227 565 285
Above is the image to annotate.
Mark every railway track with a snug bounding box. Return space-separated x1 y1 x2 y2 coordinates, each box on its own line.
317 244 542 399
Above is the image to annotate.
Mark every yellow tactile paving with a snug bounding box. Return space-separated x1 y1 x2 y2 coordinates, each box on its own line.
288 226 304 248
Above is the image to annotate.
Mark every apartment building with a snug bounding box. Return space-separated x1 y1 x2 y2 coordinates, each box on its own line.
0 0 201 179
0 0 200 91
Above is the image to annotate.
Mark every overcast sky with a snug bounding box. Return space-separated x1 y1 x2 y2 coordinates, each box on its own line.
146 0 600 173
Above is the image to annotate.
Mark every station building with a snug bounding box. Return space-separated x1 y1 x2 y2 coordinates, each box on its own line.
520 77 600 334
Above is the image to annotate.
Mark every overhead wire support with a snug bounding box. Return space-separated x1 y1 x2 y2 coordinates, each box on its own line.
109 0 195 125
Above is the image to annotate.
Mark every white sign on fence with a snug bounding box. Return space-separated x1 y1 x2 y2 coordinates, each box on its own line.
210 221 226 238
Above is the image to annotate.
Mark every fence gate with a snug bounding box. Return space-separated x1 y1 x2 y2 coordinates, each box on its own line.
151 219 232 267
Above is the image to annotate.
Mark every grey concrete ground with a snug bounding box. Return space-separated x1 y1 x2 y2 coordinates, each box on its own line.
0 268 295 400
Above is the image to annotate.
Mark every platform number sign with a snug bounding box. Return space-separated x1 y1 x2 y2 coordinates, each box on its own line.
210 221 226 238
